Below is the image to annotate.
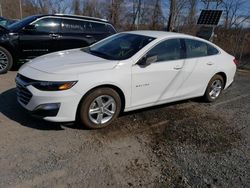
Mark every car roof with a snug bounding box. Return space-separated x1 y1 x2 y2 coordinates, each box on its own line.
35 14 109 24
123 30 196 39
123 30 218 46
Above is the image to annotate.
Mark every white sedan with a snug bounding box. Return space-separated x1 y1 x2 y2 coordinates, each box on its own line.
16 31 237 129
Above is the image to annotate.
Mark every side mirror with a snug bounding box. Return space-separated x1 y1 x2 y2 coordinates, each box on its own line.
137 55 158 66
23 24 36 31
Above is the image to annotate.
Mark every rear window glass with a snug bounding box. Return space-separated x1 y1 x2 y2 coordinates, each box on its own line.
185 39 219 58
61 19 92 33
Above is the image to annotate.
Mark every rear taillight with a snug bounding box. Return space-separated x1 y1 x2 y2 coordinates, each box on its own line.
233 58 238 65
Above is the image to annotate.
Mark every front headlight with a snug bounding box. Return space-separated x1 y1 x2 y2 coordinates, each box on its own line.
32 81 77 91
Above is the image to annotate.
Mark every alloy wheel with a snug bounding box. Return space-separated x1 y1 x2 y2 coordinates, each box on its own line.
0 50 8 72
209 79 222 100
88 95 116 125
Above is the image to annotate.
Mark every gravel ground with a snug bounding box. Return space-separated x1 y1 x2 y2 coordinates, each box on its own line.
0 70 250 188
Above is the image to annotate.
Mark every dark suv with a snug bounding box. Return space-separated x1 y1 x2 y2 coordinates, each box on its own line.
0 14 116 74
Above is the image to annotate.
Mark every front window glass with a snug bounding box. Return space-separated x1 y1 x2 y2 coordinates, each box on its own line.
32 18 60 33
84 33 155 60
146 39 183 62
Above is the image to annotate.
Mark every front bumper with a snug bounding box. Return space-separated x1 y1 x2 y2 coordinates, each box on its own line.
16 78 82 122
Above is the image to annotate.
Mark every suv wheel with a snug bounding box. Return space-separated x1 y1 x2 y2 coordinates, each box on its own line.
204 74 224 102
78 88 121 129
0 46 13 74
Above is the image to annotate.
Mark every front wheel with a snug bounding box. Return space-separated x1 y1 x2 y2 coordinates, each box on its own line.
0 47 13 74
78 88 121 129
204 74 224 102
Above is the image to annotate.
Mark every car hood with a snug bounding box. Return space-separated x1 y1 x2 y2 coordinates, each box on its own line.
23 49 118 74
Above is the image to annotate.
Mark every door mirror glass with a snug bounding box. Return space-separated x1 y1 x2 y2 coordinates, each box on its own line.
146 55 157 64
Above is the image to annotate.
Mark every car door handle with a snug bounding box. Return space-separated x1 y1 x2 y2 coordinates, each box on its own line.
174 65 183 70
206 62 214 66
85 35 93 38
49 34 61 39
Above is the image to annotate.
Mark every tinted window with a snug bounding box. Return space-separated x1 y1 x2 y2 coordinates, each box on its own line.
207 44 219 55
32 18 60 33
106 25 116 34
185 39 219 58
61 19 90 33
84 33 155 60
91 22 107 33
146 39 183 62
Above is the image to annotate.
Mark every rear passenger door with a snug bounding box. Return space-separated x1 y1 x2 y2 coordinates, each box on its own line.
176 38 220 98
58 19 96 50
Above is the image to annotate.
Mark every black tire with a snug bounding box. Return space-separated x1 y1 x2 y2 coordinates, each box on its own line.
78 88 121 129
204 74 224 102
0 46 13 74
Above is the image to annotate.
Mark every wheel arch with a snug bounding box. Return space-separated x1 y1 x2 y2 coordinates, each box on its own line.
0 43 17 61
215 72 227 89
76 84 126 120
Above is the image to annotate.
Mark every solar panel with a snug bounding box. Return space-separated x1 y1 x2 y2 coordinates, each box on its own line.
197 10 223 25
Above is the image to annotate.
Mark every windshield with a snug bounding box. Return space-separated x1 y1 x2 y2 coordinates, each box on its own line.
7 15 38 31
84 33 155 60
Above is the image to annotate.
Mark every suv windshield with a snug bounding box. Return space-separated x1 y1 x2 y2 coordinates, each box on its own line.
84 33 155 60
7 15 38 31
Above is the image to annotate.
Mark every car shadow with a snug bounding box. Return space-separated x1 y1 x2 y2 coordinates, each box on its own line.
0 88 72 131
0 88 206 131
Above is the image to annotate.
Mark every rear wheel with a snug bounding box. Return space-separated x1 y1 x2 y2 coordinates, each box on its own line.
0 46 13 74
78 88 121 129
204 74 224 102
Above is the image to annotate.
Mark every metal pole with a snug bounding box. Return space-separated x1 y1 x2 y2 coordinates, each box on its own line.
19 0 22 19
0 0 3 17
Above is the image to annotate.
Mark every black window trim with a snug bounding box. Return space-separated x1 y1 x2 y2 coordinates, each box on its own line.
28 16 116 34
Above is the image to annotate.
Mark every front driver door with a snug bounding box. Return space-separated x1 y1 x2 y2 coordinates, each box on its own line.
131 38 186 107
18 17 60 59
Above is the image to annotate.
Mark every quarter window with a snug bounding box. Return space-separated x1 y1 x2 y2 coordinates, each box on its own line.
106 25 116 34
185 39 219 58
146 39 184 62
91 22 107 33
32 18 60 33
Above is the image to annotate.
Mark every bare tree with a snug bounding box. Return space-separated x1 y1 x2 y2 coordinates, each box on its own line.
167 0 189 31
130 0 142 29
72 0 81 15
108 0 124 28
82 0 103 18
152 0 163 29
1 0 20 18
187 0 198 25
222 0 249 29
201 0 223 9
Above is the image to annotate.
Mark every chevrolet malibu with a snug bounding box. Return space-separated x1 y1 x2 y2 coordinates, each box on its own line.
16 31 237 129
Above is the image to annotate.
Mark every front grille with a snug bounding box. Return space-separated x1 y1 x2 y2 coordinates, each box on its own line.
16 74 33 105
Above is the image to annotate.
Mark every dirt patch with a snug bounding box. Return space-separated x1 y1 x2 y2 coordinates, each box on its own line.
148 108 244 187
164 113 241 154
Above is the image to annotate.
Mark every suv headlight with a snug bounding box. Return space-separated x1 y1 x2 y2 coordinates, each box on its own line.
32 81 77 91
